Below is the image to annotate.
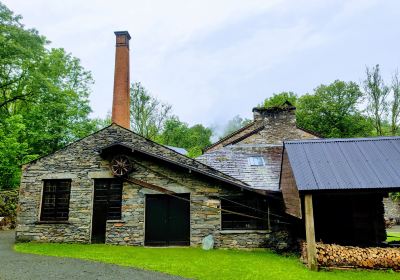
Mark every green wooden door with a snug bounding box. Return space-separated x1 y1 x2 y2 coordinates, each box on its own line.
145 194 190 246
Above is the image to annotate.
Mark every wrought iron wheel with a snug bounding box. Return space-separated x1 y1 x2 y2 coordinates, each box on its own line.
110 155 133 176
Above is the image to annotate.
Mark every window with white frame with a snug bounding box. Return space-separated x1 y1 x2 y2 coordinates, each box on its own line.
247 156 265 166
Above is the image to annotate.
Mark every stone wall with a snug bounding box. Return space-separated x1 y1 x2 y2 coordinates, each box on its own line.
16 124 270 248
219 231 267 248
384 197 400 225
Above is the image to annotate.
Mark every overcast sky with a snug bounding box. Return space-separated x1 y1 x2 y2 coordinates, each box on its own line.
4 0 400 128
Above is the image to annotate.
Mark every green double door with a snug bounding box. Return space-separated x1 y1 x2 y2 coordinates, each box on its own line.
145 194 190 246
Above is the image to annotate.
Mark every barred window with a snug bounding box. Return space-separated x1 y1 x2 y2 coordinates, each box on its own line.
221 196 268 230
40 180 71 221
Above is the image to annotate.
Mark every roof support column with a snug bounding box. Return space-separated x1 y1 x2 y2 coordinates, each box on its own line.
304 194 318 271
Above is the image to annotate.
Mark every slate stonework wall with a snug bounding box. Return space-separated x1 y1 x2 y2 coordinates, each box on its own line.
384 197 400 224
240 111 317 145
16 125 268 248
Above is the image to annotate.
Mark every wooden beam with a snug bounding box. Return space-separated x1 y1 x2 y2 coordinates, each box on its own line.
304 194 318 271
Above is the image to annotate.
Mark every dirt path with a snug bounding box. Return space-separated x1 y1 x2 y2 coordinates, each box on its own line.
0 230 186 280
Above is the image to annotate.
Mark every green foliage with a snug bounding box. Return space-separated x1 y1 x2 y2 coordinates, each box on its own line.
390 71 400 135
220 115 251 139
389 192 400 201
130 82 172 140
0 189 19 228
129 83 212 156
0 115 37 189
157 117 212 158
0 3 100 189
296 80 373 138
15 243 400 280
263 92 298 108
363 65 390 136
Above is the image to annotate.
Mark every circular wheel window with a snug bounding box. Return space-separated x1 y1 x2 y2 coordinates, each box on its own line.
110 155 133 177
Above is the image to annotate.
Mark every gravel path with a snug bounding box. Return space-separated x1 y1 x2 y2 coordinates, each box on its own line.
0 230 186 280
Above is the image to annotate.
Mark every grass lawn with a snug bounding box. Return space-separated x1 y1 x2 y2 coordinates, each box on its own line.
14 243 399 280
387 232 400 242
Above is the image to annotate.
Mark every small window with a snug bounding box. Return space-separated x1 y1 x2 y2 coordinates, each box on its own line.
40 180 71 221
221 196 268 230
248 156 265 166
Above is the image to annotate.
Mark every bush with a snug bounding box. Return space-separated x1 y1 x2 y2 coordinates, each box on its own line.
0 189 19 229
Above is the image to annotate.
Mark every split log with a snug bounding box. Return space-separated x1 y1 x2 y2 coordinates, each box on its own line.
301 242 400 270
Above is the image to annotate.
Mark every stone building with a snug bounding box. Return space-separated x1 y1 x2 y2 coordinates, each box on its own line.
15 31 327 249
17 31 290 248
198 102 319 193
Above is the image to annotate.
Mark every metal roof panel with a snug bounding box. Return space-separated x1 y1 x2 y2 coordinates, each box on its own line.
284 137 400 191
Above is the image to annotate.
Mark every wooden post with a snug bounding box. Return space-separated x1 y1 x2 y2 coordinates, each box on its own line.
304 194 318 271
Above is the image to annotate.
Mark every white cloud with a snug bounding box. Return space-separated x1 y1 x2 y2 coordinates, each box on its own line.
3 0 399 126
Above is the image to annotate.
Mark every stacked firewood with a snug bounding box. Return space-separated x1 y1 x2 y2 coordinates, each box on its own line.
302 242 400 270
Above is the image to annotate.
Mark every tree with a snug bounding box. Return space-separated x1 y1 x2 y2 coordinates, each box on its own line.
18 48 98 154
0 3 47 116
363 65 389 136
391 70 400 135
0 3 100 188
157 117 212 158
130 82 172 140
0 115 36 189
220 115 251 139
296 80 373 138
262 91 298 108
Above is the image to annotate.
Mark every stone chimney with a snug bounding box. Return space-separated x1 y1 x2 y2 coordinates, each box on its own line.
252 101 296 123
251 101 299 144
112 31 131 129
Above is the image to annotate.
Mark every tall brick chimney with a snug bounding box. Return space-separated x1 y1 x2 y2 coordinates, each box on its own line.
112 31 131 129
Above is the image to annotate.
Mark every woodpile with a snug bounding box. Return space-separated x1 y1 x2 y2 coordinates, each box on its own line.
301 242 400 270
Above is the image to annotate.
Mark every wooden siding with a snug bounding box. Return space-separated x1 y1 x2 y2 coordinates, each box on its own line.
280 150 302 218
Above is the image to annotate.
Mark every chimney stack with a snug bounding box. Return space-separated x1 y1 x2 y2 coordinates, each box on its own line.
112 31 131 129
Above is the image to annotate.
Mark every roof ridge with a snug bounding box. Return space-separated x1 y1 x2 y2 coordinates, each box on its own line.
203 121 259 151
295 125 323 138
285 136 400 144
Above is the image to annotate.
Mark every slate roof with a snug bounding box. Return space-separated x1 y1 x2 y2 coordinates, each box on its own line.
197 144 283 191
284 137 400 191
94 125 258 192
26 124 255 192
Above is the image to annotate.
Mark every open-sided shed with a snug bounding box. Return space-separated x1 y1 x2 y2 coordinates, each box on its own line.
280 137 400 270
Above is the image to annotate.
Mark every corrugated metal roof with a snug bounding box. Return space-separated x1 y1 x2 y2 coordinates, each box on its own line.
284 137 400 191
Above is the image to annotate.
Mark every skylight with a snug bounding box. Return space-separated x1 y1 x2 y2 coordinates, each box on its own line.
248 156 265 166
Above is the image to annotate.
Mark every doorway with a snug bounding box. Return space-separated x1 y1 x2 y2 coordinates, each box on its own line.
91 179 123 243
145 193 190 246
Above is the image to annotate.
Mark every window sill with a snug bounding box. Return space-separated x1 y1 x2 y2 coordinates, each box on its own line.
106 220 125 223
35 221 70 225
220 230 270 234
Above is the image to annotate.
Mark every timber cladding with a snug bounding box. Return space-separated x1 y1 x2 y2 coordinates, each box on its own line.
280 150 301 218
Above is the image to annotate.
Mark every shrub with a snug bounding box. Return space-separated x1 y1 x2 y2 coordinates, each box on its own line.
0 189 19 229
